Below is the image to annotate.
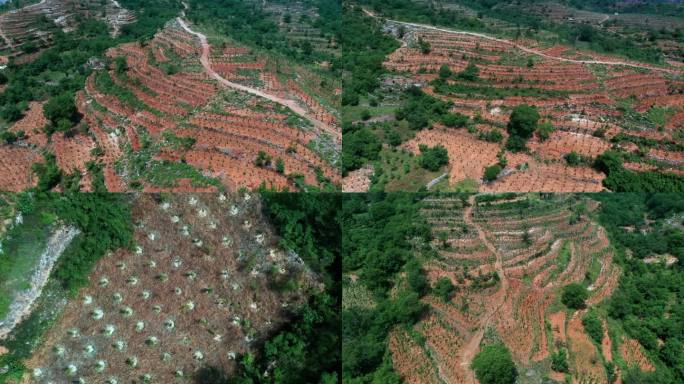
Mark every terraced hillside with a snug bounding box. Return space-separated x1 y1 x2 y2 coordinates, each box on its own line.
21 193 317 382
0 18 340 192
341 4 684 192
263 0 340 63
0 0 134 53
387 194 628 383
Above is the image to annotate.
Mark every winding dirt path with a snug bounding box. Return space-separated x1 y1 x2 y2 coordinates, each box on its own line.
365 8 681 74
175 17 338 140
458 195 510 383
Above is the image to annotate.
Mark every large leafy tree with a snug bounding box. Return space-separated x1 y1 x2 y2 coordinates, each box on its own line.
472 343 518 384
506 104 540 152
561 283 589 309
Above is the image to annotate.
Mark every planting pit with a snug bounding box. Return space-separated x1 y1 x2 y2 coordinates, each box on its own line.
25 193 317 382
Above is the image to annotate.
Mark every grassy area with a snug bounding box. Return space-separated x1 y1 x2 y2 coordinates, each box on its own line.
342 100 398 123
432 178 479 193
342 276 376 310
548 241 572 282
371 148 446 192
145 160 221 188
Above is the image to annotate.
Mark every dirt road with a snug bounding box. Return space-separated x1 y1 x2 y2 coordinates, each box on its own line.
175 18 339 141
367 9 681 74
458 195 509 383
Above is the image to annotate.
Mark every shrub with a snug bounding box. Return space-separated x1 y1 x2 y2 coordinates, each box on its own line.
406 259 428 296
1 131 18 144
360 110 371 121
115 56 128 74
605 362 617 383
275 158 285 174
433 277 455 302
254 151 272 167
565 151 581 166
582 310 603 344
551 349 569 372
483 164 502 182
418 37 431 54
479 129 504 143
537 121 554 141
561 283 588 309
457 62 479 81
472 343 518 384
418 144 449 171
438 64 452 79
442 112 469 128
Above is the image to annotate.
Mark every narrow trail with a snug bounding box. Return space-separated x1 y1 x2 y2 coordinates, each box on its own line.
0 226 80 340
459 195 509 383
365 8 681 74
175 17 339 140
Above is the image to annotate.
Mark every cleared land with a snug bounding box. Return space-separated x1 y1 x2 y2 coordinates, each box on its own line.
388 194 631 383
24 193 318 382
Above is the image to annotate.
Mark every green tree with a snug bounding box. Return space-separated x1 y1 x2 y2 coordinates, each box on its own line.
457 62 480 81
594 150 623 175
433 277 455 302
418 144 449 171
0 131 18 144
115 56 128 74
342 128 381 173
472 343 518 384
254 151 272 167
582 311 603 344
506 104 540 152
483 164 502 182
418 37 431 54
406 259 428 296
439 64 452 79
442 112 469 128
386 130 402 147
275 158 285 174
43 92 78 125
1 104 23 122
561 283 588 309
551 349 569 372
31 152 62 192
565 151 581 166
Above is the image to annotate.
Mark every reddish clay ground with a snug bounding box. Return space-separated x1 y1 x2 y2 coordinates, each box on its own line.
0 20 339 192
25 193 318 382
383 24 684 191
394 195 620 383
620 338 655 372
